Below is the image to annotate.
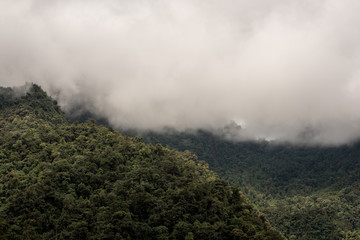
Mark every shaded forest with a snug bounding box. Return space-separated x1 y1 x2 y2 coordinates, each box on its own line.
142 129 360 240
0 84 284 239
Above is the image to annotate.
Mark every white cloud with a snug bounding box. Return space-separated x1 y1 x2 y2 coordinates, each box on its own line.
1 0 360 144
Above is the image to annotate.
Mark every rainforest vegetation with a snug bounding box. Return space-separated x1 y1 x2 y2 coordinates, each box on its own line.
142 129 360 240
0 84 284 239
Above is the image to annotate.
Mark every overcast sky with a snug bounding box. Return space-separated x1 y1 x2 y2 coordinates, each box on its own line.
1 0 360 144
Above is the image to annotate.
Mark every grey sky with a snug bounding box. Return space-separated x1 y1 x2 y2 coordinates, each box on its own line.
1 0 360 144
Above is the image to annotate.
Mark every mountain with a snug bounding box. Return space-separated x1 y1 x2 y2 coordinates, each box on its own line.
0 84 284 239
141 129 360 240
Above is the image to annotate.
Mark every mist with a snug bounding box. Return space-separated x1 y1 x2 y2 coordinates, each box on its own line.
1 0 360 144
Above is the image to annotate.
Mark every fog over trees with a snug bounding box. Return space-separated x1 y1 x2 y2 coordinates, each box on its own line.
1 1 360 144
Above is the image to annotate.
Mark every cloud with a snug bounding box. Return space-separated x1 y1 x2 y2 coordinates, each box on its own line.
1 0 360 144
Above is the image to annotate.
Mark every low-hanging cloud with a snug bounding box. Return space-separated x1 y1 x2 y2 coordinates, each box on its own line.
1 0 360 145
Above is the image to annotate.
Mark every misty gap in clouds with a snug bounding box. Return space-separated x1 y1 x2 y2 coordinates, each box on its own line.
1 0 360 144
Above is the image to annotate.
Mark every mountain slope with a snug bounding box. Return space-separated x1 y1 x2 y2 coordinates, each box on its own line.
142 129 360 240
0 84 284 239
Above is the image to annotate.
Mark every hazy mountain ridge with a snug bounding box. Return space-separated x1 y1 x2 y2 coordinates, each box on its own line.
141 130 360 239
0 84 284 239
64 90 360 239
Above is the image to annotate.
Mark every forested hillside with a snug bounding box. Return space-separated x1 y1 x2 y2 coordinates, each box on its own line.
0 84 284 239
142 129 360 240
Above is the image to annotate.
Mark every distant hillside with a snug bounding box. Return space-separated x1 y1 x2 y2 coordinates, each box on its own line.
142 129 360 240
0 84 284 239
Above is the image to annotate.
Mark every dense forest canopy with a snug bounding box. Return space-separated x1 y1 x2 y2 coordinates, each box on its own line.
0 84 284 239
142 130 360 240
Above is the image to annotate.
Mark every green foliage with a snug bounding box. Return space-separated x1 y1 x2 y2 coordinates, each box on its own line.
142 129 360 240
0 85 284 239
